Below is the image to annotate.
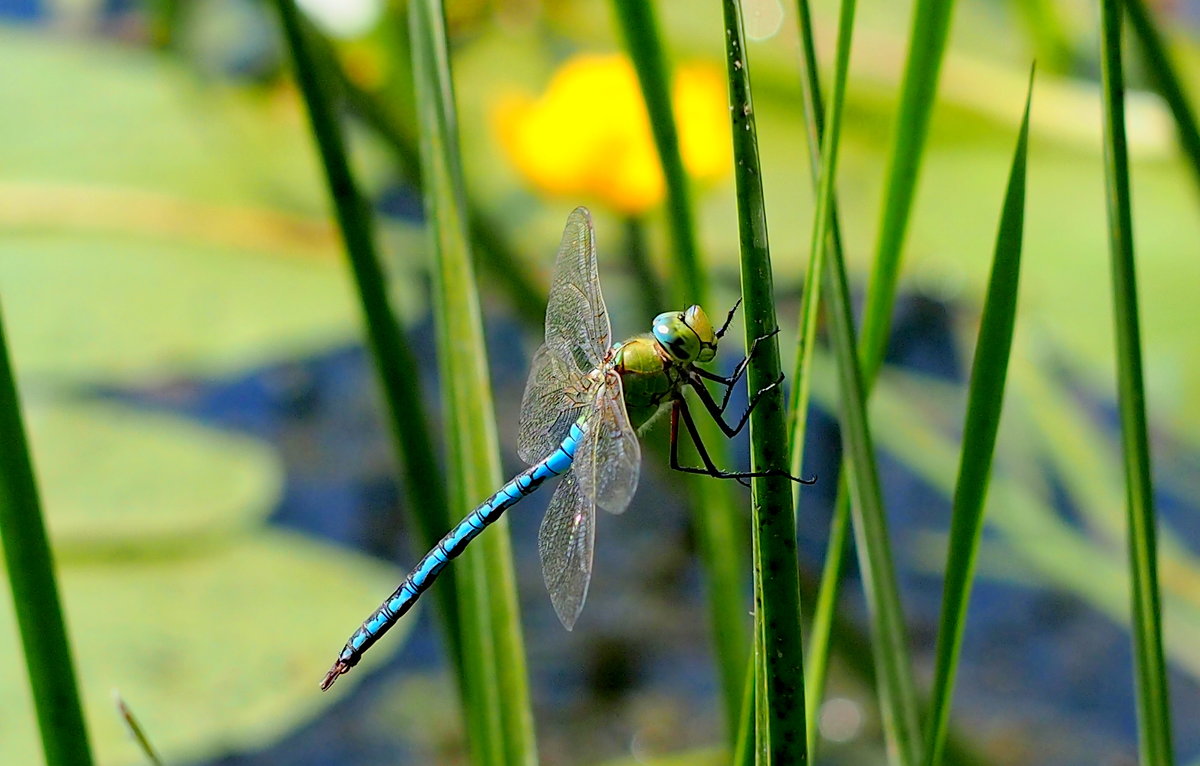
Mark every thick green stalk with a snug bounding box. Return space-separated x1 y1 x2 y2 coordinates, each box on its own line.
408 1 537 764
1122 0 1200 196
721 2 808 762
1099 4 1175 764
924 69 1033 766
0 301 95 766
270 0 463 673
611 0 748 739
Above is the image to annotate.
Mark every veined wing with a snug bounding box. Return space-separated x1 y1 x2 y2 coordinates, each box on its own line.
544 207 611 373
574 372 640 514
517 344 589 464
538 470 594 630
518 207 610 463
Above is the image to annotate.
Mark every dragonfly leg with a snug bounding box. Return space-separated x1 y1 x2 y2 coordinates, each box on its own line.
693 328 781 413
670 398 815 484
691 367 787 438
669 400 750 486
715 298 742 338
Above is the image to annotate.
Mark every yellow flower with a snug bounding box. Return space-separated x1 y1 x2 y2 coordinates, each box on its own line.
493 53 730 215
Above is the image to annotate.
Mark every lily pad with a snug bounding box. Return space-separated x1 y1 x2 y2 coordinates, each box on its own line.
22 398 281 557
0 531 411 766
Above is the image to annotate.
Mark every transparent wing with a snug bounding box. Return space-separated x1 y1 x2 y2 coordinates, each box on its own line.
574 373 641 514
544 207 611 373
538 471 595 630
517 344 588 464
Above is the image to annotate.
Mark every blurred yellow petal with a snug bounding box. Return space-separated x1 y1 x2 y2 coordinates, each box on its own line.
492 53 729 214
674 63 732 184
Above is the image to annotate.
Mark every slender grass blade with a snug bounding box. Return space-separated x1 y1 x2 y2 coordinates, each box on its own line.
1099 2 1175 763
1123 0 1200 195
0 301 95 766
923 67 1034 766
408 1 538 763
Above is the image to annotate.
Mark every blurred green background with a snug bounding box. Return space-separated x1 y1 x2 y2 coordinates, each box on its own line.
1 0 1199 764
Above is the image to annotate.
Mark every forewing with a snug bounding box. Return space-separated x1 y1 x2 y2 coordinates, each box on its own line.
517 344 586 464
538 471 595 630
574 374 641 514
544 207 611 373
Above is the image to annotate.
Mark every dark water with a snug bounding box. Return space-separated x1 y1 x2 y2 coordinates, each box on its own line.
100 291 1200 766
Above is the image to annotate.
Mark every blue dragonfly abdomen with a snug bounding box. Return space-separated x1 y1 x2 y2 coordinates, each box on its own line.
320 421 585 690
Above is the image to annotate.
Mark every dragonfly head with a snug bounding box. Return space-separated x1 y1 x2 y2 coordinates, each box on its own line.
652 305 718 364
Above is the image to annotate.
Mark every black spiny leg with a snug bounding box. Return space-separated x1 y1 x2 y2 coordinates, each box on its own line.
668 397 815 485
693 328 780 414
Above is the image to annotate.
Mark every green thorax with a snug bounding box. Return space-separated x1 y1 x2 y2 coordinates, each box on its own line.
611 336 685 432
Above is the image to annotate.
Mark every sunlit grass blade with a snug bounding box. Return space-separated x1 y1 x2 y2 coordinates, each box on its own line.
1123 0 1200 194
1099 3 1175 764
720 1 807 761
408 1 538 764
0 301 95 766
270 0 464 674
861 0 957 379
786 0 857 753
923 67 1033 766
611 0 748 739
114 691 163 766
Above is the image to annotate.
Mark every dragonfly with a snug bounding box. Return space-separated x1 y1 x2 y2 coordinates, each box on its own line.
320 206 812 690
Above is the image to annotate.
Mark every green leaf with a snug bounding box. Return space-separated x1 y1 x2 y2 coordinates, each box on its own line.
0 303 94 766
923 66 1033 766
25 398 280 558
1099 3 1176 763
720 1 807 762
0 230 371 385
408 0 537 763
785 0 858 753
0 531 412 766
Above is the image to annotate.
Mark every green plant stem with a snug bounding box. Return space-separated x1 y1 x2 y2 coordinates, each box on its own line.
1122 0 1200 196
924 67 1033 766
408 0 537 764
271 0 463 674
861 0 957 377
298 16 546 327
791 0 923 762
721 1 808 762
611 0 749 740
1099 3 1175 764
0 301 95 766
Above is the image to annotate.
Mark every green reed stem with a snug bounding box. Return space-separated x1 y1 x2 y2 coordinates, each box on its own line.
612 0 749 740
1099 4 1175 764
0 301 95 766
409 1 537 764
861 0 957 376
298 16 546 327
924 68 1033 766
1122 0 1200 196
721 1 808 761
271 0 464 674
